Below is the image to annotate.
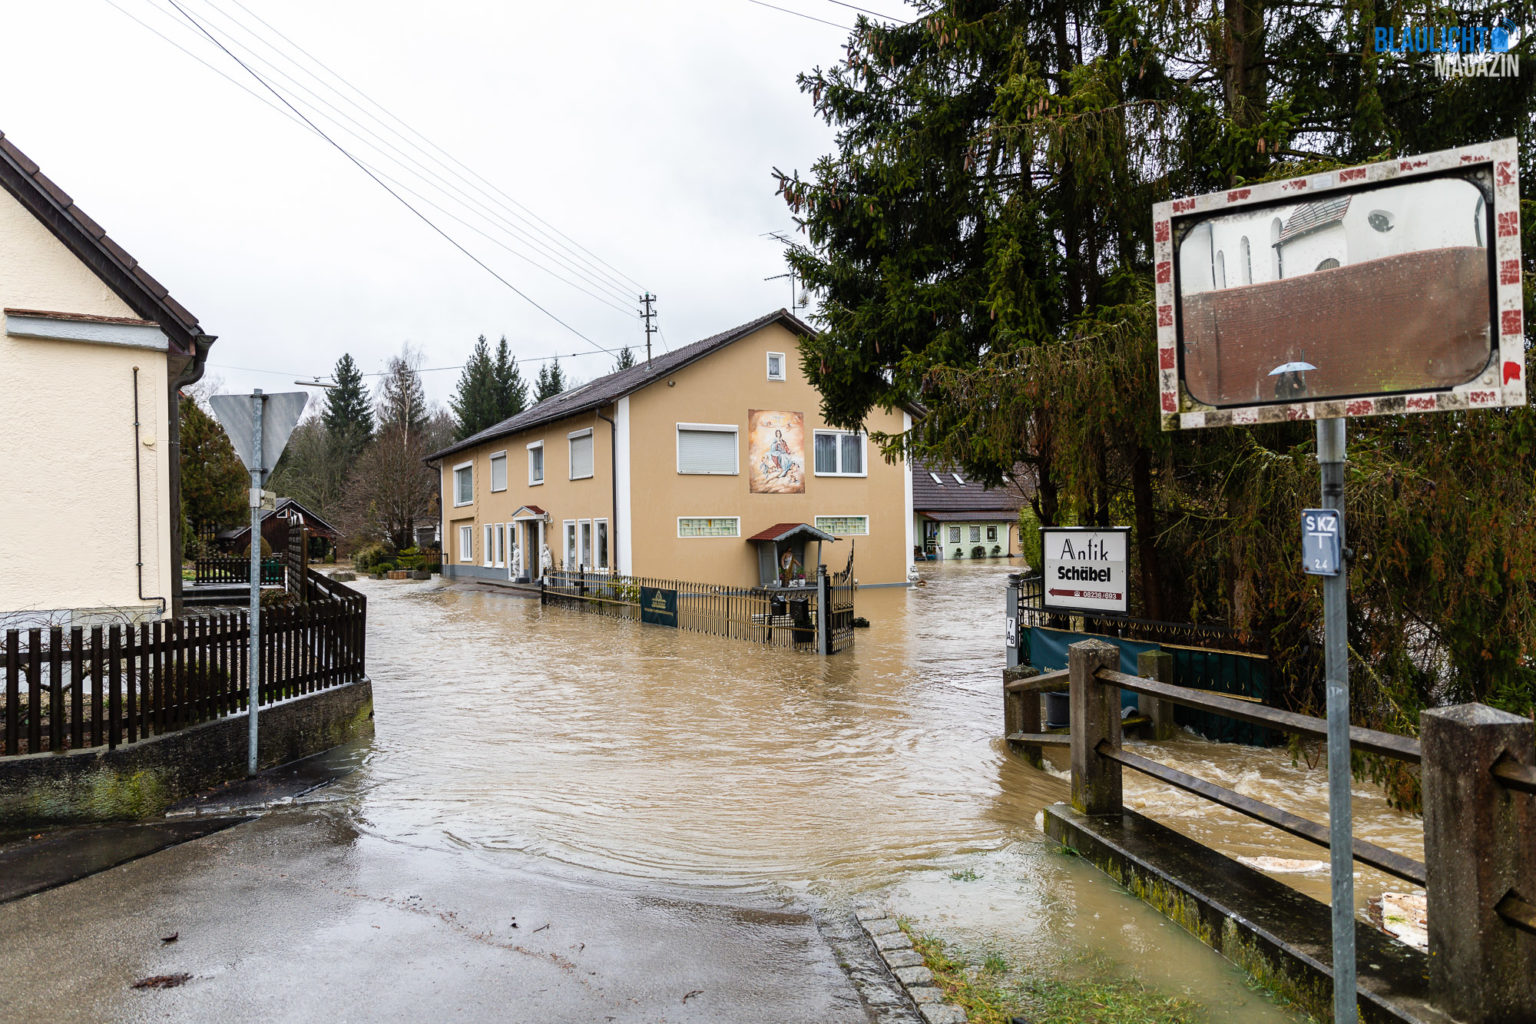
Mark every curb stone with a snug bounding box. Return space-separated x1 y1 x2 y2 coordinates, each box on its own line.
853 906 969 1024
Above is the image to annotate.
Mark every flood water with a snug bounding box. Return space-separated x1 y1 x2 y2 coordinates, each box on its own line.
330 561 1425 1021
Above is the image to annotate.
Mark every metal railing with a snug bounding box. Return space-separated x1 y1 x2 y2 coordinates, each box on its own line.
541 564 850 653
1006 638 1536 1017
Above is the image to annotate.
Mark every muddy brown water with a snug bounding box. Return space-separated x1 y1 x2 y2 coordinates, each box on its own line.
333 562 1424 1021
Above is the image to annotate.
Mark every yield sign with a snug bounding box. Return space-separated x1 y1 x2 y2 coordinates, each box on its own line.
209 391 309 485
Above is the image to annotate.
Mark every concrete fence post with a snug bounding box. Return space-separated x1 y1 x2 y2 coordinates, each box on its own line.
1069 639 1121 815
1422 703 1536 1023
1136 650 1177 740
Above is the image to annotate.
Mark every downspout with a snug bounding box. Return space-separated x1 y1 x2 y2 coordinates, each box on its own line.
166 331 216 617
132 366 167 616
596 407 618 572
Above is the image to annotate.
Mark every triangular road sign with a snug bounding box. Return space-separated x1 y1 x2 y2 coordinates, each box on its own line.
209 391 310 485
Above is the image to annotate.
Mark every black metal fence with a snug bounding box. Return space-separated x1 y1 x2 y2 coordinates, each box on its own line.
1 569 365 757
1011 573 1274 743
542 564 854 653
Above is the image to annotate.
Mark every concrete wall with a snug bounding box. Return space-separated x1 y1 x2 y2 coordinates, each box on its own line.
437 320 912 587
0 679 373 826
0 186 174 626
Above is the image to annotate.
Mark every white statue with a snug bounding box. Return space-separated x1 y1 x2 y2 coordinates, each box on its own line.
511 545 523 579
540 544 553 576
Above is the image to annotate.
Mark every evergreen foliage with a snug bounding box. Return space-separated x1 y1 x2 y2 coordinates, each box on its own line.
450 335 500 440
322 353 373 461
492 336 529 420
779 0 1536 732
614 345 637 372
535 357 569 402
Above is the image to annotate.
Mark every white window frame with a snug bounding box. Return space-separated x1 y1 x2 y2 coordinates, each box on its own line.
568 428 594 481
489 451 508 492
948 526 960 544
812 430 867 478
563 520 577 568
676 516 741 538
527 440 544 485
594 518 609 570
814 514 869 536
459 524 474 563
453 461 474 506
986 525 998 542
766 351 786 381
578 519 593 567
675 423 739 475
969 525 981 544
493 523 506 567
483 525 494 567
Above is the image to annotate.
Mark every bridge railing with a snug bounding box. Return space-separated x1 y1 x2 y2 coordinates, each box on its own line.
1005 637 1535 1021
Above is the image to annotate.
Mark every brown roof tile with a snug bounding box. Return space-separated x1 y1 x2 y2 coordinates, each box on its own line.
0 135 39 175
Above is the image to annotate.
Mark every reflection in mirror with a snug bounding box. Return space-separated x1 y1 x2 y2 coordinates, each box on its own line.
1176 176 1491 407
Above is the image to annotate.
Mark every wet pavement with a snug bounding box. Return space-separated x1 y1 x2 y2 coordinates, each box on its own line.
0 562 1426 1021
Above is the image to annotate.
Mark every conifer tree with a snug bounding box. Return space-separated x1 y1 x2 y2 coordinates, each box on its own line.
613 345 637 372
492 336 528 419
322 353 373 461
534 358 568 402
179 395 248 542
450 335 499 440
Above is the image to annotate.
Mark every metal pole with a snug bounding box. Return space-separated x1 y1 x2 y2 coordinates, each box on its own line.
247 390 265 777
1316 417 1356 1024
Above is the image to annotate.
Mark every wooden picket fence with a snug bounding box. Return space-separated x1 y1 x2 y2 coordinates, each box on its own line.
1 571 365 756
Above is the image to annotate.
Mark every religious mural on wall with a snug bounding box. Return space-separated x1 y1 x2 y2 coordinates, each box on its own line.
748 409 804 493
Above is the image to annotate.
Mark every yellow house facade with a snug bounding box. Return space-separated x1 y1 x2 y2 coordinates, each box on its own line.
0 131 214 628
427 311 914 589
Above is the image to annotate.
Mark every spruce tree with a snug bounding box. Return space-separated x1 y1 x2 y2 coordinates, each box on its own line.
378 351 428 439
322 353 373 461
492 336 528 419
534 358 568 402
450 335 499 440
613 345 637 372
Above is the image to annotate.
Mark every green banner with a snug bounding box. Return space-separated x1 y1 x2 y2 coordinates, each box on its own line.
639 586 677 628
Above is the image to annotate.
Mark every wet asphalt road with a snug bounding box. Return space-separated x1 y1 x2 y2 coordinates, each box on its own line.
0 808 888 1023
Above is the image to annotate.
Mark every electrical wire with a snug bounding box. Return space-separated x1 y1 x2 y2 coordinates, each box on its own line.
744 0 852 30
135 0 640 310
160 0 616 358
215 0 647 296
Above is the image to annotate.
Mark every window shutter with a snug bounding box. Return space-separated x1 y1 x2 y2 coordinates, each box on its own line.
570 433 594 478
490 455 507 491
677 429 736 474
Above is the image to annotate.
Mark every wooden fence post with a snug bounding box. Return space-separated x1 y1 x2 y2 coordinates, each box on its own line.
1136 650 1177 740
1422 703 1536 1023
1003 664 1044 768
1069 639 1121 815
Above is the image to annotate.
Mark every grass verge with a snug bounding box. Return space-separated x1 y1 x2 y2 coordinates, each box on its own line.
899 919 1208 1024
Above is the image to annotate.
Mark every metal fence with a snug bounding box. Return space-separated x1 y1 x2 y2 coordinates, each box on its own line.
1010 573 1274 743
542 563 855 654
2 569 365 756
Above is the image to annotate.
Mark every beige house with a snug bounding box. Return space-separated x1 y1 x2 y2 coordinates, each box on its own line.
0 131 214 627
427 310 914 589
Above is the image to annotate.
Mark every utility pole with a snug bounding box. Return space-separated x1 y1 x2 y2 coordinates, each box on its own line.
639 292 656 364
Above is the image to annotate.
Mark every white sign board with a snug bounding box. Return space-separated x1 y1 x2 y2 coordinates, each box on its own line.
1041 527 1130 615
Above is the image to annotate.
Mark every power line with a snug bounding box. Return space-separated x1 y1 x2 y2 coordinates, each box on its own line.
819 0 912 23
160 0 615 358
744 0 853 30
138 0 640 310
215 0 647 296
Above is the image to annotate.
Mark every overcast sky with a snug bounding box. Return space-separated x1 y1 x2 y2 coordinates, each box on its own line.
2 0 898 409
